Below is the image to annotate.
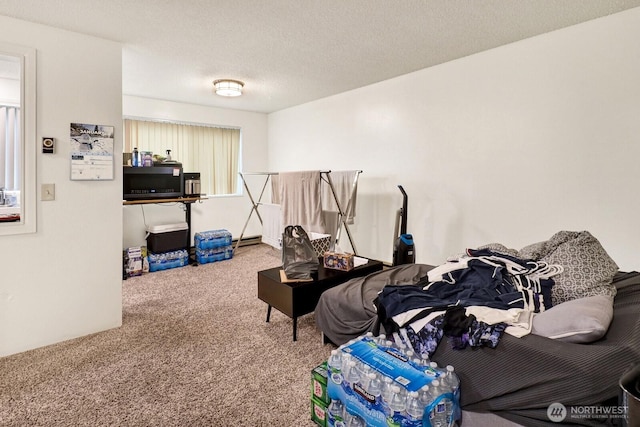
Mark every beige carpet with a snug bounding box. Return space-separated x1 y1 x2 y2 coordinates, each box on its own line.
0 244 328 426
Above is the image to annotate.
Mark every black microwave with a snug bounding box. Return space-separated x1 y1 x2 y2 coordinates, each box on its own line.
123 165 184 200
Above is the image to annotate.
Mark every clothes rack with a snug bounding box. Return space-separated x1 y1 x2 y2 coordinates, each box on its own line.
233 170 362 255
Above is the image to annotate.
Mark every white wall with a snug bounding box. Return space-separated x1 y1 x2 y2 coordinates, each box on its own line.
268 8 640 271
0 17 123 356
122 96 268 249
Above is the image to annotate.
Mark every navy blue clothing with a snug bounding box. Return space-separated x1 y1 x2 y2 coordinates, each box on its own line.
375 250 556 330
377 249 559 356
376 260 526 323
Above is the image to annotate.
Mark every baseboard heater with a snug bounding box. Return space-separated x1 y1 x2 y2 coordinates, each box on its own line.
232 235 262 247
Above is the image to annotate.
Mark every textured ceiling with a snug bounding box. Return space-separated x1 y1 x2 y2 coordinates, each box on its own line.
1 0 640 113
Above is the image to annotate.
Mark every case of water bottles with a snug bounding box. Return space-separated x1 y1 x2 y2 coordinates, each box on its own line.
194 229 232 250
148 249 189 272
194 229 233 264
311 361 330 427
326 334 461 427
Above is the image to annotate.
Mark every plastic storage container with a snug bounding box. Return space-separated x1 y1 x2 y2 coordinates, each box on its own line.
146 222 188 253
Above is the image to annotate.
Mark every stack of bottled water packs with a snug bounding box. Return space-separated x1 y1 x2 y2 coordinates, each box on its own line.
148 249 189 272
326 333 460 427
194 229 233 264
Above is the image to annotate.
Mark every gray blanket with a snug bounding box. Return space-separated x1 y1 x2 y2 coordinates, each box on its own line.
315 263 434 345
434 271 640 426
315 269 640 426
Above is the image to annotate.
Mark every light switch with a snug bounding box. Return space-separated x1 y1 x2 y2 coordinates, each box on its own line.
41 183 55 201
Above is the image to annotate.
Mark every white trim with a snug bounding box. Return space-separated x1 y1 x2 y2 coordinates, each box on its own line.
0 42 36 236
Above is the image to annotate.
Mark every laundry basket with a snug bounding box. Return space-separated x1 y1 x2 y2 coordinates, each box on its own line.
309 232 331 258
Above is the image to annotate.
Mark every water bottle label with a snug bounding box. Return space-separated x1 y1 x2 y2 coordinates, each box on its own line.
313 379 323 398
342 339 431 392
331 372 343 385
353 382 375 405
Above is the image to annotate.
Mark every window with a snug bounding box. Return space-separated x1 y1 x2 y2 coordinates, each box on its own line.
124 118 241 195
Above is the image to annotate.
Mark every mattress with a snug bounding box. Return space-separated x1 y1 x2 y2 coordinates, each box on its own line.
315 268 640 426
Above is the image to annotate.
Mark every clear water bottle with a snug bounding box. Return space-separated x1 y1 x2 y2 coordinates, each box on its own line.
405 390 423 422
382 376 395 405
344 411 365 427
358 362 371 379
397 342 408 356
328 398 345 426
443 365 460 425
388 385 407 417
405 350 421 366
419 384 432 408
344 360 360 387
367 372 382 399
328 349 343 374
132 147 139 167
420 353 431 367
429 361 444 378
341 352 351 365
430 380 449 427
375 333 387 347
443 365 460 393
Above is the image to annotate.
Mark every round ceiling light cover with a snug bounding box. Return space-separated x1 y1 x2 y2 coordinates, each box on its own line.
213 79 244 97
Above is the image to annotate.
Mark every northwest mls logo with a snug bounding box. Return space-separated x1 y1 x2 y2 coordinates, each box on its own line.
547 402 567 422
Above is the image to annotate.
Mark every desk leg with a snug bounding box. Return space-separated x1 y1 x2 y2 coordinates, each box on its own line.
293 317 297 341
184 202 197 266
266 305 272 322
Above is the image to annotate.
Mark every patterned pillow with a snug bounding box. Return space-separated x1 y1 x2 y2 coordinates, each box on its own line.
518 240 551 260
540 231 618 305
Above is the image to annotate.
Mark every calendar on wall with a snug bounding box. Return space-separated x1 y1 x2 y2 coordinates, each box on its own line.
70 122 114 181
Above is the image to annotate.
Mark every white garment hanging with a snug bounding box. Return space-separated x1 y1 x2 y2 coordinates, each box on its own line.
260 203 282 249
322 170 358 224
279 170 325 233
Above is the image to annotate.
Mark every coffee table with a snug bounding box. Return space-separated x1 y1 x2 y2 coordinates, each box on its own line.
257 258 384 341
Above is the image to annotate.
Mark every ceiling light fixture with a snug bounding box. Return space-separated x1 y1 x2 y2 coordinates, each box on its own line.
213 79 244 97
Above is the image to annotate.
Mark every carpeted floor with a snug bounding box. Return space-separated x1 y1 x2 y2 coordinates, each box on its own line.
0 244 329 426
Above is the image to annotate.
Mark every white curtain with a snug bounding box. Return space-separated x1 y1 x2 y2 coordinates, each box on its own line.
124 119 240 195
0 106 20 191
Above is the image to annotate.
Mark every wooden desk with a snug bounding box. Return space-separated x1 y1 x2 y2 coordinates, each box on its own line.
123 196 206 261
257 258 384 341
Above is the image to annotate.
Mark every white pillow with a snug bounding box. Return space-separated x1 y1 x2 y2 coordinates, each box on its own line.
531 295 614 343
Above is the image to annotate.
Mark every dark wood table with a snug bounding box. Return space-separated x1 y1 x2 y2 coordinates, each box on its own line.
257 258 384 341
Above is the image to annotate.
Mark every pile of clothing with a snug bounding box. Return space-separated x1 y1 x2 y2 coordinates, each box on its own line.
374 248 564 356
